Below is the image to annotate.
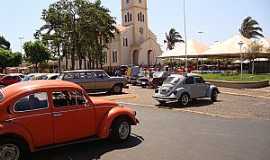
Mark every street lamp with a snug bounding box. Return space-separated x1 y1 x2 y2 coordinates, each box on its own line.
238 41 244 79
183 0 188 74
197 31 204 70
19 36 24 54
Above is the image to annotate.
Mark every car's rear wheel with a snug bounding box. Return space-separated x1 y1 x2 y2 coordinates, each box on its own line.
112 85 123 94
211 89 218 102
179 93 190 106
0 138 28 160
110 117 131 143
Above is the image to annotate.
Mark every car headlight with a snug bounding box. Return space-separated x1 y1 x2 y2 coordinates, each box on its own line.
172 90 178 95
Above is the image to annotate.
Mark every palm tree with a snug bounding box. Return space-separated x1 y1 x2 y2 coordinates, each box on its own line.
164 28 184 50
239 17 264 39
0 36 11 50
239 16 264 74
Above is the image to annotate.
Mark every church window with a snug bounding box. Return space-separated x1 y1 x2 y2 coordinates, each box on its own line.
123 37 128 47
125 15 127 22
139 27 144 34
142 14 144 22
138 13 140 21
112 50 118 63
130 13 132 21
127 12 130 22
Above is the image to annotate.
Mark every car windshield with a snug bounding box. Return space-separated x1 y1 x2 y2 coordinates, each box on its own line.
0 89 4 102
163 76 182 85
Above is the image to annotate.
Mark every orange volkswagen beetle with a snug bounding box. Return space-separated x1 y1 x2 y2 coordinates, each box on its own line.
0 80 138 160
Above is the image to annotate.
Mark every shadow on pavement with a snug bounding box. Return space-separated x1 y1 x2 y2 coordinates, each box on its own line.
157 99 223 109
32 134 143 160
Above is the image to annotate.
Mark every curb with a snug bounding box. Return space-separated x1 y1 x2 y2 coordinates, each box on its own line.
106 95 137 101
221 91 270 100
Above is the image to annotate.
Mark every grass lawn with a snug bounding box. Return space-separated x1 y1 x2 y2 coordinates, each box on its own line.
200 73 270 82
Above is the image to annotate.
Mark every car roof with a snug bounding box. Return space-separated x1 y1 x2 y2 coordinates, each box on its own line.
8 73 24 76
1 80 83 103
169 74 185 78
63 70 104 73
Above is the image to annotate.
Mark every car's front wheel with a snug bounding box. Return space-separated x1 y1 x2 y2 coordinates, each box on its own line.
211 89 218 102
0 138 28 160
179 93 190 106
110 118 131 143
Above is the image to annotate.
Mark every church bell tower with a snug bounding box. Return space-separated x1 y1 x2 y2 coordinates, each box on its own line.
121 0 149 44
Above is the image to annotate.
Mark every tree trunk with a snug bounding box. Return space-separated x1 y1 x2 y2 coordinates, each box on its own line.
252 59 255 75
58 45 61 73
35 63 38 73
79 56 82 70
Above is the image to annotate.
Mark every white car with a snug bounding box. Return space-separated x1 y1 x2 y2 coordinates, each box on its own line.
153 74 219 106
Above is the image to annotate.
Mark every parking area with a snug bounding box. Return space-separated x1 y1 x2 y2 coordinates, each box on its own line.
33 91 270 160
91 85 270 120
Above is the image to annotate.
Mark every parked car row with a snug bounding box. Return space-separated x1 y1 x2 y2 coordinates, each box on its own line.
130 71 170 89
0 70 128 95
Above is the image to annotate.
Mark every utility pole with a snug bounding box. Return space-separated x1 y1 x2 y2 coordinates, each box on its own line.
183 0 188 74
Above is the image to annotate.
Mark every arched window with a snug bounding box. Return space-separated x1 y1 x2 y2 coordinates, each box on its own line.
130 13 132 22
127 12 130 22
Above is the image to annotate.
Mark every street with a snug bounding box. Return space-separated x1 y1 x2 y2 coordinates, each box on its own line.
32 86 270 160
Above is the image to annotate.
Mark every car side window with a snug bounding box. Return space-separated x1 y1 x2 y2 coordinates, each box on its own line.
185 77 194 84
14 92 48 112
194 77 205 83
79 72 93 79
52 90 87 108
94 71 109 79
63 73 74 80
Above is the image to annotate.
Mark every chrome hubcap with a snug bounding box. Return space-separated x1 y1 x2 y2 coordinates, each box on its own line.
182 95 189 105
213 91 218 99
118 121 130 140
0 144 20 160
114 86 122 93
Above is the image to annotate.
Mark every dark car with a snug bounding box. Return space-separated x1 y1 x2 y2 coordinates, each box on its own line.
0 74 6 79
136 76 150 88
150 71 170 88
0 75 22 86
59 70 128 94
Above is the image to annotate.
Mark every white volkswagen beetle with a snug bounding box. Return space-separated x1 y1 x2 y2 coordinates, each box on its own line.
153 74 219 106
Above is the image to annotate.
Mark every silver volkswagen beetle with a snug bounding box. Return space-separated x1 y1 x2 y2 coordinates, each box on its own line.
153 74 219 106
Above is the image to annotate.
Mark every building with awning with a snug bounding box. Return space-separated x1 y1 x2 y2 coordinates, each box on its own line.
159 35 270 59
159 39 208 58
202 35 270 58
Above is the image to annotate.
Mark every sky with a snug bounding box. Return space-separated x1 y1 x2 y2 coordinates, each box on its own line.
0 0 269 52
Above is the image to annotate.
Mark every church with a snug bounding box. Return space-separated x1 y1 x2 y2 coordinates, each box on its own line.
61 0 162 70
104 0 162 67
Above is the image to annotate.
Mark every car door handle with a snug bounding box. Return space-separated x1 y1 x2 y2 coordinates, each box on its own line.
53 113 63 117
